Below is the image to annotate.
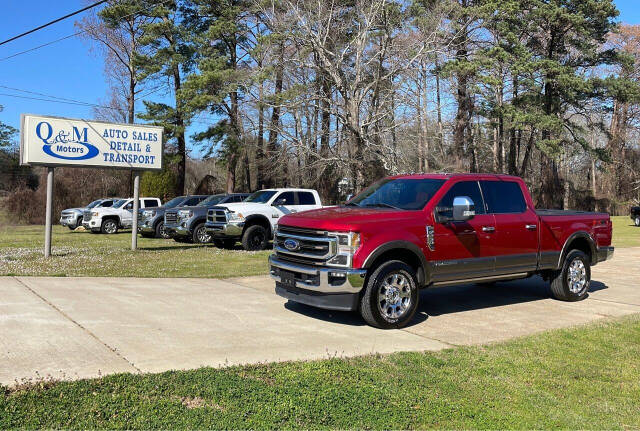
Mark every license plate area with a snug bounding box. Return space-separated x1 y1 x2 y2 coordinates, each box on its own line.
279 270 296 288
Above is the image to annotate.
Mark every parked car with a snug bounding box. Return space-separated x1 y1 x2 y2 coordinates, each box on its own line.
83 197 161 234
205 188 323 251
631 206 640 227
164 193 249 244
268 174 615 329
59 198 121 230
138 195 209 239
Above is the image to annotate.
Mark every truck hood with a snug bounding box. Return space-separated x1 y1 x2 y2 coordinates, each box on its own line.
278 206 419 231
92 207 124 216
168 205 206 213
62 207 85 213
215 202 270 213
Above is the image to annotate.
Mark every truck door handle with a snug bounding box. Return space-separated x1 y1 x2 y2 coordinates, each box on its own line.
525 224 537 230
482 226 495 233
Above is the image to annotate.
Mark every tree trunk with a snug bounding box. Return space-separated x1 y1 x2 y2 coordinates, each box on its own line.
265 43 284 188
173 63 186 196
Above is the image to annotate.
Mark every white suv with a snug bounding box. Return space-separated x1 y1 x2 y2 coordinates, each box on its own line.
204 189 323 250
84 197 161 234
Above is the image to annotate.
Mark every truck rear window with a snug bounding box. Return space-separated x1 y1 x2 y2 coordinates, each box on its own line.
348 178 445 210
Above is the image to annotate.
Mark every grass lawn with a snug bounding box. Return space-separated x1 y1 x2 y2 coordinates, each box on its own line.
0 225 270 278
0 215 638 278
611 215 640 248
2 315 639 429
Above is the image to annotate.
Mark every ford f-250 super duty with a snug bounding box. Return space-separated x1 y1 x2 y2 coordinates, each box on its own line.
205 188 323 250
269 174 614 329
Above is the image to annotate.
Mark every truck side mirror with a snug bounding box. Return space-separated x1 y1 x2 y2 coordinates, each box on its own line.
452 196 475 221
273 198 286 206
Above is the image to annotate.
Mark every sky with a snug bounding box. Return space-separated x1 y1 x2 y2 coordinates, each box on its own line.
1 0 639 158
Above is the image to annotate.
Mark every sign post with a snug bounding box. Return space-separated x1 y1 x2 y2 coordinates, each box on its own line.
20 114 163 257
131 171 140 251
44 167 54 258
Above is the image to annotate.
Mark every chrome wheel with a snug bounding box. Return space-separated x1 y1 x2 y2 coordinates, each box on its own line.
378 272 412 320
635 217 640 227
567 258 588 294
103 220 117 234
196 226 211 243
159 222 170 239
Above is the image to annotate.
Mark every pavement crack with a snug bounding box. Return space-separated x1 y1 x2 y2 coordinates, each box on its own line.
400 328 459 348
590 298 640 308
13 277 141 373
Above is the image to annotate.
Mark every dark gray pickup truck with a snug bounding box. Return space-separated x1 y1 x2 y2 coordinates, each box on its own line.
138 195 209 239
164 193 249 244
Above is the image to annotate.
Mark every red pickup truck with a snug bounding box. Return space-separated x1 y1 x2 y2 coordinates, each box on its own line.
269 174 614 328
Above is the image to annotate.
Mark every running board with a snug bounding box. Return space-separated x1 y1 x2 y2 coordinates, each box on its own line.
431 272 529 287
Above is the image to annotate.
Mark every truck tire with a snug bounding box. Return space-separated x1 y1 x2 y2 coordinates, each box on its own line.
155 221 169 239
192 223 212 244
241 225 268 250
635 216 640 227
101 219 118 234
214 239 236 249
359 260 419 329
550 250 591 301
70 216 82 230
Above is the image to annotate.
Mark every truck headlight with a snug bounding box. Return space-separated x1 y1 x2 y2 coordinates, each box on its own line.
226 212 245 222
143 210 156 218
177 210 193 220
327 232 361 267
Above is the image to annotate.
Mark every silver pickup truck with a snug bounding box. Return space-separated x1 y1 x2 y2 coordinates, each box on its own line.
59 198 121 230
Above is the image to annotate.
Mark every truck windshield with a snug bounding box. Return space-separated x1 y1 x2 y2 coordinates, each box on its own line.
164 197 186 208
245 190 277 203
197 195 224 206
347 178 446 210
112 199 127 208
86 200 103 209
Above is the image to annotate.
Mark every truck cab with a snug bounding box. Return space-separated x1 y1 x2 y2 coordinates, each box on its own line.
85 197 161 234
269 174 614 329
205 188 323 250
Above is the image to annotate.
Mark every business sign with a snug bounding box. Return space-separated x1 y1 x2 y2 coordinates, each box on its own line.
20 114 163 170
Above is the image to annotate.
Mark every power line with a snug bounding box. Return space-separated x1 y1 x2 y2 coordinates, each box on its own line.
0 0 171 63
0 92 123 110
0 85 105 106
0 0 108 46
0 33 80 62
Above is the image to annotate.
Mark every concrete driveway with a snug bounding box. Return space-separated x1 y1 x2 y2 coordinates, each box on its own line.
2 247 639 386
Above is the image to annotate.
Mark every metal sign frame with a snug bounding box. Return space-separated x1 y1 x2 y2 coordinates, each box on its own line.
20 114 165 256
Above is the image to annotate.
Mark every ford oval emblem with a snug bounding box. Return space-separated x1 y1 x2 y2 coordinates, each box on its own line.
283 238 300 251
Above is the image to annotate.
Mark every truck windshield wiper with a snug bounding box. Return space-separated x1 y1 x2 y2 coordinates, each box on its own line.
345 202 360 207
363 203 402 210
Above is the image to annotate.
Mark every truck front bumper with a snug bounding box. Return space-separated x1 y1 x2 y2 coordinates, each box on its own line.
205 221 244 238
138 216 159 234
596 246 614 263
164 221 190 237
269 255 367 311
59 216 76 227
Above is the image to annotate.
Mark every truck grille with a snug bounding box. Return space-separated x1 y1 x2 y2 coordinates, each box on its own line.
165 211 177 224
83 210 92 222
274 225 337 264
207 208 228 223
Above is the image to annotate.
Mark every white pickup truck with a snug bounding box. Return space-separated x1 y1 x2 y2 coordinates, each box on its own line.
204 188 323 250
83 197 161 234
